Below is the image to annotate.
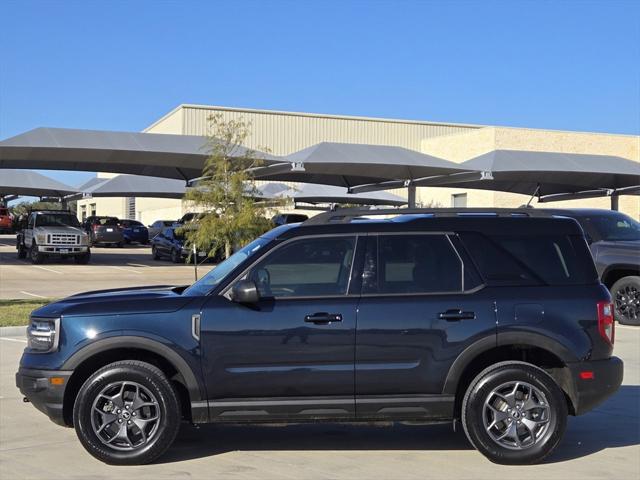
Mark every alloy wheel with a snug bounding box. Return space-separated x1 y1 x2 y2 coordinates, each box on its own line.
614 283 639 322
91 381 161 451
482 381 551 450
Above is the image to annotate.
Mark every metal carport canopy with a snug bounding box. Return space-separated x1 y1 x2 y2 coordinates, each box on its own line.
253 142 469 188
0 169 79 197
401 149 640 196
0 127 282 181
71 174 186 199
257 182 407 206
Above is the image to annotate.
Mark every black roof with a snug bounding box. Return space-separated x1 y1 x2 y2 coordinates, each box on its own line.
538 208 635 218
273 208 584 239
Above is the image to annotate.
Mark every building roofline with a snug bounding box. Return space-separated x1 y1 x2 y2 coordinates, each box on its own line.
146 103 640 140
150 103 486 130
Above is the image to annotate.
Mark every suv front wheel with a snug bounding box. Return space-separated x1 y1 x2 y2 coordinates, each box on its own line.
30 243 44 264
461 361 567 465
73 360 181 465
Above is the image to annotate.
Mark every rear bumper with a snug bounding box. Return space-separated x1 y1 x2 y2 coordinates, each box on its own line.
566 356 623 415
92 234 123 243
16 367 73 426
124 232 149 242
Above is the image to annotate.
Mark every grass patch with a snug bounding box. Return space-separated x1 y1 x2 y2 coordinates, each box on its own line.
0 299 53 327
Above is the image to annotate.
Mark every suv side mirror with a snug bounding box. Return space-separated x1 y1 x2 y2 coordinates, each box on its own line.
231 280 260 304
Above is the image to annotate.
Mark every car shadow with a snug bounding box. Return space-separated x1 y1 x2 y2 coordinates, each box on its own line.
546 384 640 463
158 385 639 464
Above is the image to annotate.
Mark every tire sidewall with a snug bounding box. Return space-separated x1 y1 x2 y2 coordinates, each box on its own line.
463 363 567 465
73 363 180 465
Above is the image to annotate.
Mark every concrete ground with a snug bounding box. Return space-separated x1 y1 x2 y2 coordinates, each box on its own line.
0 235 214 300
0 327 638 479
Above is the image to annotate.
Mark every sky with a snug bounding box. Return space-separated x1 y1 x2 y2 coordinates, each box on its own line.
1 0 639 186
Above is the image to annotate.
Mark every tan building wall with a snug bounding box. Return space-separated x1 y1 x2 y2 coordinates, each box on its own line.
79 104 639 221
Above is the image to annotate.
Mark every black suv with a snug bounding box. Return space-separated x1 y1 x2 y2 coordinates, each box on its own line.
543 209 640 325
16 209 623 465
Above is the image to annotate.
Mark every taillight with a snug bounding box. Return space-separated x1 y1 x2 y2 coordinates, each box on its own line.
92 224 99 231
597 301 615 346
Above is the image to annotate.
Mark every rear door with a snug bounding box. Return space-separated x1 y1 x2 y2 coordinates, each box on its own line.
354 233 497 420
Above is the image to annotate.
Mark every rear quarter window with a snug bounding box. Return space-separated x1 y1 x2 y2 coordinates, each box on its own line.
460 232 597 286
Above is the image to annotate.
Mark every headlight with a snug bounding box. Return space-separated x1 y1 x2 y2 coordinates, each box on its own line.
36 234 47 244
26 317 60 353
80 234 89 245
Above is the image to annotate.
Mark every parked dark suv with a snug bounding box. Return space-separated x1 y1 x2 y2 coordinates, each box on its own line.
542 209 639 325
16 209 623 465
83 216 124 247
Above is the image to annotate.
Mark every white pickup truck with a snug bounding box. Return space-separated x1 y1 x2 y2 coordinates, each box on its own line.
16 210 90 264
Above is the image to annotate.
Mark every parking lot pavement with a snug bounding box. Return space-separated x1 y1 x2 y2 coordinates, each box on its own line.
0 235 214 299
0 327 637 479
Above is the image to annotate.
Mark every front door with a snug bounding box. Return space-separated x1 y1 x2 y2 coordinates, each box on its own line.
200 235 360 421
355 233 497 420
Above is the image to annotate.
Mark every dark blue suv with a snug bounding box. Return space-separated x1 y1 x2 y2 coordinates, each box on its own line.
16 209 623 465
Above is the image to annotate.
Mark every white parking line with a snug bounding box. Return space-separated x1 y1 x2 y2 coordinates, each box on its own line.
0 337 27 343
19 291 47 299
31 265 63 275
126 263 150 268
109 266 143 274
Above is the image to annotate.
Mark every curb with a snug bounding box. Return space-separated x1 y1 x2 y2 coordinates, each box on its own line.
0 326 26 337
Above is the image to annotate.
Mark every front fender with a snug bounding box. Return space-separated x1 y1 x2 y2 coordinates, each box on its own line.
61 335 206 419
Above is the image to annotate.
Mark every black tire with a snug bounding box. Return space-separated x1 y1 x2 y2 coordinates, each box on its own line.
611 276 640 326
75 252 91 264
170 248 182 264
151 245 160 260
117 241 124 248
73 360 180 465
30 243 44 264
461 361 567 465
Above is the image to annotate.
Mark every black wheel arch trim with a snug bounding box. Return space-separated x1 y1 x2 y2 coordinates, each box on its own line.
61 336 205 405
442 332 577 396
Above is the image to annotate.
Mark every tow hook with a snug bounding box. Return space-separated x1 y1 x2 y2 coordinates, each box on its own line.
23 397 30 403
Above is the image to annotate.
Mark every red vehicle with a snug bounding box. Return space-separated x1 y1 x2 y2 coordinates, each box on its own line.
0 207 12 233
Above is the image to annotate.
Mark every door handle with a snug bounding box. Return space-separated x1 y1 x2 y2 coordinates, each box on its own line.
438 309 475 321
304 312 342 324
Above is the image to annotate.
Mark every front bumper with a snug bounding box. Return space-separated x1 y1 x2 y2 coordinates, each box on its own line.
37 245 88 255
16 367 73 426
566 356 623 415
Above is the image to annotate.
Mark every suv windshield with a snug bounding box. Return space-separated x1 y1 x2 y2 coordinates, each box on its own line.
35 213 80 228
586 213 640 241
183 237 270 296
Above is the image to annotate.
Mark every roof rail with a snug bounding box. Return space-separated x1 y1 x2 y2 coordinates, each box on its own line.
30 209 74 214
301 207 554 226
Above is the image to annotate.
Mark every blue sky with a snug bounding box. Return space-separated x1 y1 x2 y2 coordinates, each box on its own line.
1 0 639 186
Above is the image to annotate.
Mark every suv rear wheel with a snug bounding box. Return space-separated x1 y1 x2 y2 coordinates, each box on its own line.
73 360 180 465
611 276 640 326
461 361 567 465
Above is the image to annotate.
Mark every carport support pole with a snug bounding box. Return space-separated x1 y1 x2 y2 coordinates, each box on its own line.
193 244 198 281
407 185 417 208
610 195 619 211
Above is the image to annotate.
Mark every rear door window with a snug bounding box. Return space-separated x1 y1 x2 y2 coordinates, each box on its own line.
363 234 463 294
